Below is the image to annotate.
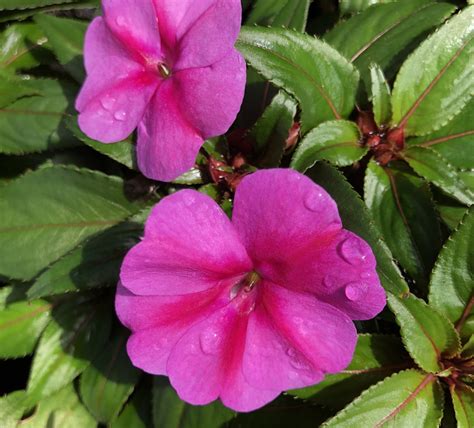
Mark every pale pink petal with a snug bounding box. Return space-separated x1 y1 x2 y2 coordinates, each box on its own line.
167 302 279 411
136 80 203 181
116 283 227 375
154 0 241 69
120 190 252 296
263 283 357 375
173 51 246 138
243 289 324 391
232 169 342 267
102 0 162 60
76 18 149 110
264 230 386 320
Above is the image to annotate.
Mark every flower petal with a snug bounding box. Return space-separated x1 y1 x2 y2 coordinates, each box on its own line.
120 190 252 296
116 282 227 375
167 302 279 412
174 51 246 138
243 289 324 391
263 283 358 375
136 80 203 181
232 169 342 267
76 17 158 142
154 0 242 69
102 0 162 60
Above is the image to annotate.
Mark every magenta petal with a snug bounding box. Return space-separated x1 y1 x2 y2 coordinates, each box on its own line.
120 190 252 296
263 283 357 375
243 293 324 391
136 81 203 181
102 0 162 60
232 169 342 267
174 51 246 138
154 0 241 69
116 283 226 375
167 303 279 412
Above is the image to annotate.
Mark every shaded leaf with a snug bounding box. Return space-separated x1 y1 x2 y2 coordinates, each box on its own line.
364 161 442 287
247 0 312 31
0 78 78 155
0 165 142 280
403 146 474 205
0 299 51 358
369 64 392 127
34 14 87 82
152 378 234 428
307 162 409 295
429 208 474 339
322 370 444 427
250 91 297 167
450 385 474 428
0 0 89 9
391 6 474 136
388 292 460 373
0 74 40 108
111 384 152 428
290 334 411 409
327 0 455 86
291 120 365 172
237 26 359 133
79 332 141 423
339 0 398 14
27 297 112 403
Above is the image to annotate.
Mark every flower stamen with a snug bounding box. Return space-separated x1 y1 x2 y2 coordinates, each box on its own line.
158 63 171 79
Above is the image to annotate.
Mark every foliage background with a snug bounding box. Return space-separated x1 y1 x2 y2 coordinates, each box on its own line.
0 0 472 427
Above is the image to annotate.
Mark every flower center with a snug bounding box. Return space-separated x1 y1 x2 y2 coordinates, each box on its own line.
230 271 261 314
157 62 171 79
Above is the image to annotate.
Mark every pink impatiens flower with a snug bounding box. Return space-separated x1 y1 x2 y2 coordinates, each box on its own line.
116 169 386 412
76 0 246 182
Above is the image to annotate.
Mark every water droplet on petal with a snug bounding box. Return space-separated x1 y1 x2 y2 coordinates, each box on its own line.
361 272 372 279
199 330 221 355
286 348 311 371
304 191 324 212
345 282 368 301
338 236 368 266
183 194 196 207
100 95 116 111
114 110 127 121
322 274 337 291
115 16 126 27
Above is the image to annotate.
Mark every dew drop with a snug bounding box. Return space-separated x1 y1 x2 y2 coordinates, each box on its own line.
338 237 368 266
114 110 127 121
344 282 368 301
322 274 337 291
286 348 311 370
115 16 126 27
304 191 324 212
100 95 116 111
183 194 196 207
199 330 221 355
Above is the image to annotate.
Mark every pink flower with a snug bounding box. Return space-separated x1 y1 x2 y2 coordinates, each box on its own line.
116 169 386 412
76 0 246 182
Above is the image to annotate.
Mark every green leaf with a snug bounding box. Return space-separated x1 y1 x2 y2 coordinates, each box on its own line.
388 292 460 373
451 385 474 428
246 0 312 32
307 162 409 295
364 161 442 287
237 26 359 133
326 1 455 86
0 165 142 281
0 390 28 428
111 384 152 428
0 74 40 108
0 0 87 10
20 385 95 428
391 6 474 136
322 370 444 427
369 64 392 127
461 335 474 359
408 98 474 171
290 334 411 408
429 208 474 340
0 299 51 358
173 167 204 185
434 191 469 231
34 14 87 82
0 23 49 73
27 297 112 403
0 78 77 155
339 0 398 14
403 146 474 205
250 91 297 168
79 332 141 423
291 120 366 172
152 378 234 428
67 117 136 169
28 219 143 299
